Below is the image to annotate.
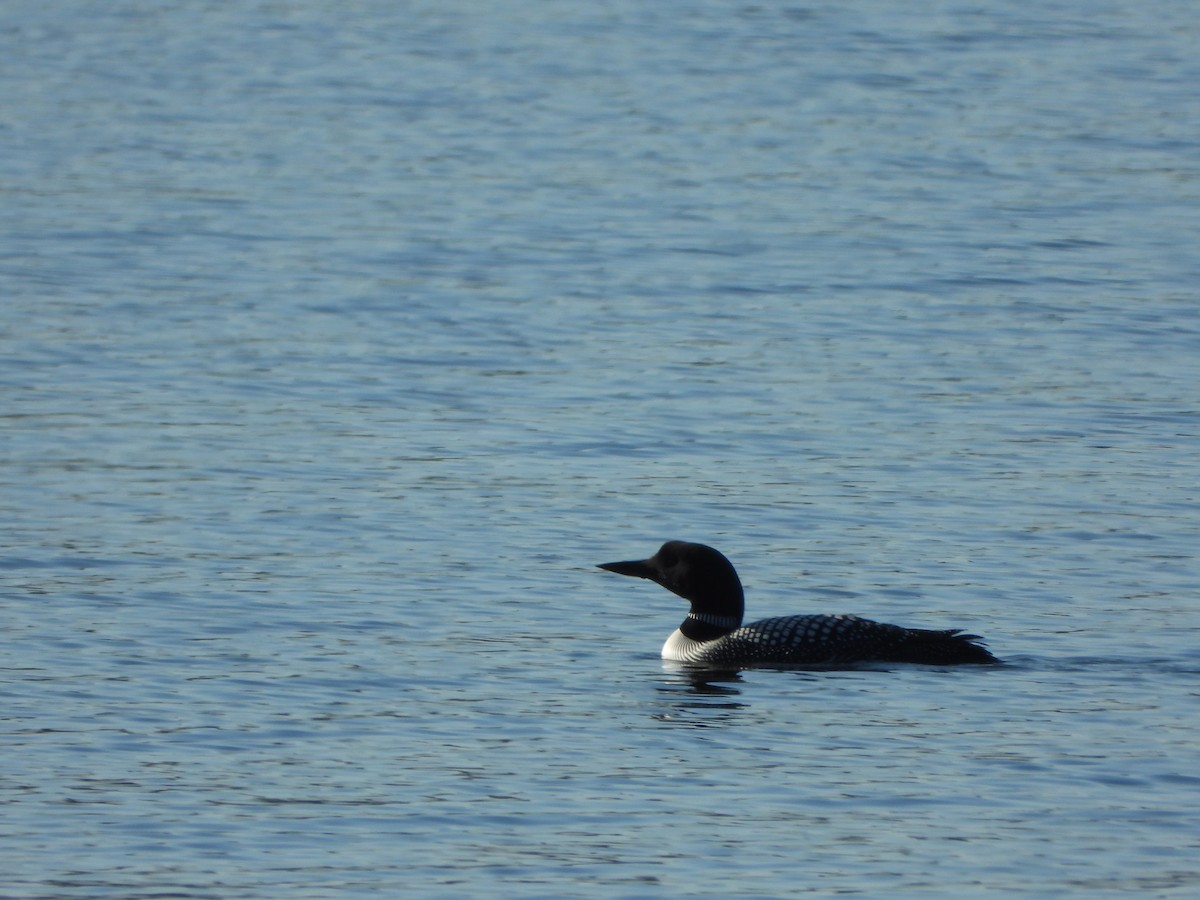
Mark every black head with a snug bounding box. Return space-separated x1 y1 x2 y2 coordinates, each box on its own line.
597 540 745 621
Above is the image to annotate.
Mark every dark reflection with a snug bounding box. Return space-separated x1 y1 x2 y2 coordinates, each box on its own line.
651 664 748 727
649 659 961 728
666 666 745 694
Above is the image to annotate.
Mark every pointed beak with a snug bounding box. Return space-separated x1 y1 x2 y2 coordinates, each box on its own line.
597 558 658 580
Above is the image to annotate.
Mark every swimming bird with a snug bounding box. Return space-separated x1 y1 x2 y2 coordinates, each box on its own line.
598 541 998 667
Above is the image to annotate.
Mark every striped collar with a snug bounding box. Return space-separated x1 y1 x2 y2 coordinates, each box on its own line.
686 611 740 630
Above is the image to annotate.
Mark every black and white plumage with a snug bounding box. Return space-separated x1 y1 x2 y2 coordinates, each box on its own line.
598 541 998 667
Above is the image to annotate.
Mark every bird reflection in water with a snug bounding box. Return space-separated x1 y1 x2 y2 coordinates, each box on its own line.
652 666 747 727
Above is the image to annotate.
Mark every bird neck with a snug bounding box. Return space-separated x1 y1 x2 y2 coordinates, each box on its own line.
679 609 742 641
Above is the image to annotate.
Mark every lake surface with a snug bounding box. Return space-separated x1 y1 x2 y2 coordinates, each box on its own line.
3 1 1199 897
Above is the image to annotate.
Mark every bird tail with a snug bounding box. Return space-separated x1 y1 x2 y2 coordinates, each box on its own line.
893 628 999 665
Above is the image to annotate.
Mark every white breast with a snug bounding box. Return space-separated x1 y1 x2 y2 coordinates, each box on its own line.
662 628 709 661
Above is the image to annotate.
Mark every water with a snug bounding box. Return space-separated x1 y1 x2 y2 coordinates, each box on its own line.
3 1 1199 896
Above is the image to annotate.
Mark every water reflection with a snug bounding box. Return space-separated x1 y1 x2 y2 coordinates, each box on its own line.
661 664 745 693
652 665 748 727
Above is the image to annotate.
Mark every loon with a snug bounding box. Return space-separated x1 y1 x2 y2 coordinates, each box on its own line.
598 541 998 667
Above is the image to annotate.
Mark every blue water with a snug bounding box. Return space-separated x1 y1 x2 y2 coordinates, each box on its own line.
4 1 1199 897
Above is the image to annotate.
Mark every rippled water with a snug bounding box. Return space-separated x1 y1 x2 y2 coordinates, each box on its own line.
4 1 1199 897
